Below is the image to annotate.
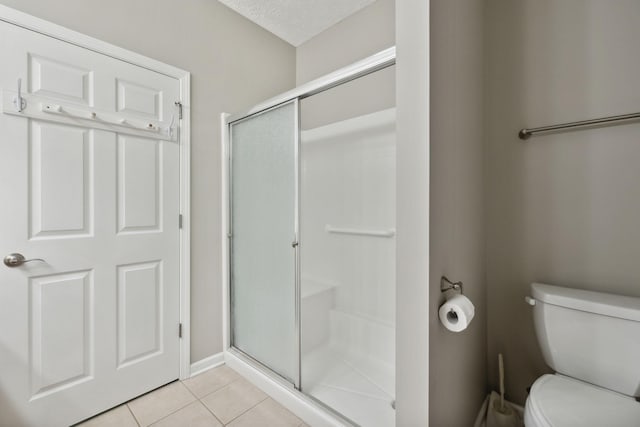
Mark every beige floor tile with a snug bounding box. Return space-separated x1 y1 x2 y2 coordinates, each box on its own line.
128 381 196 426
76 404 138 427
150 401 222 427
227 399 303 427
200 378 267 424
182 365 241 398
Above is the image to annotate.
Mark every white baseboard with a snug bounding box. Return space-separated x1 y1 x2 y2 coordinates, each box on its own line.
190 352 225 377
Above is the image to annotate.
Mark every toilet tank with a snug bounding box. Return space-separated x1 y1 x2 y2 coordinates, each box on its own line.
530 283 640 397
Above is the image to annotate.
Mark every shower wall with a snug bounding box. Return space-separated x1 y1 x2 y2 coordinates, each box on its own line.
300 106 396 427
301 110 396 331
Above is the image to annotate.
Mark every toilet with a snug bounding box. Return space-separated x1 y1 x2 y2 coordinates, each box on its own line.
524 283 640 427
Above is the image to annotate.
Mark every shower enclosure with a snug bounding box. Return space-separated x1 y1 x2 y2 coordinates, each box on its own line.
224 48 396 427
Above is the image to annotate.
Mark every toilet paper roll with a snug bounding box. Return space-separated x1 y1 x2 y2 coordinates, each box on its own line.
439 294 475 332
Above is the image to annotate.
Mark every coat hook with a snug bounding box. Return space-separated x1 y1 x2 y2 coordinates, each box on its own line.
166 114 175 137
13 78 27 112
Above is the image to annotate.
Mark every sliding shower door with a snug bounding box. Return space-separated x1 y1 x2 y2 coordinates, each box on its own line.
229 100 299 383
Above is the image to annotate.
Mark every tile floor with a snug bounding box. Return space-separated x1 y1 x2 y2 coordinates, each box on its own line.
77 365 310 427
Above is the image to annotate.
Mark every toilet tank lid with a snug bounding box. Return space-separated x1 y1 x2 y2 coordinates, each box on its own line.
531 283 640 322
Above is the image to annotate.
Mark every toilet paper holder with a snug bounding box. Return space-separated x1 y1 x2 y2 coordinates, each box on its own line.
441 276 464 294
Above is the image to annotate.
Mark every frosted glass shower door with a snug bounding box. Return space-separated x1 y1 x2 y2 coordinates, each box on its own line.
229 101 298 383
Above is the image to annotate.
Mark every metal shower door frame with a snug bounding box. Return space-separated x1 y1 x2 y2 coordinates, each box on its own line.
222 45 396 409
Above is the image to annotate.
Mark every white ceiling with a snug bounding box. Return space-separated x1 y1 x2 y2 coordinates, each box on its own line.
218 0 378 47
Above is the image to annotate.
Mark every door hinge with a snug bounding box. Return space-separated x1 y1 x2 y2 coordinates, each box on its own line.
179 214 183 229
179 323 183 338
175 101 183 120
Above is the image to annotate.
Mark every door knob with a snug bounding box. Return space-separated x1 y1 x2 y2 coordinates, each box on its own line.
3 253 45 267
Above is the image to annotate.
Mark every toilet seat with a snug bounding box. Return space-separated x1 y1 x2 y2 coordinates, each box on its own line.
524 374 640 427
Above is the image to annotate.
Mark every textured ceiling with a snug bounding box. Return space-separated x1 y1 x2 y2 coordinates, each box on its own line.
218 0 377 46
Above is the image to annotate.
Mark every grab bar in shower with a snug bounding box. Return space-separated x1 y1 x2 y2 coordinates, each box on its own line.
519 111 640 140
325 225 396 238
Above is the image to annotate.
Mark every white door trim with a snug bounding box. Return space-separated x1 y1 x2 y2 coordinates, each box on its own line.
220 113 231 353
0 4 193 380
395 1 430 424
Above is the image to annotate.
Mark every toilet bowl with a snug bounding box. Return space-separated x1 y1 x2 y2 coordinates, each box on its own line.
524 374 640 427
524 283 640 427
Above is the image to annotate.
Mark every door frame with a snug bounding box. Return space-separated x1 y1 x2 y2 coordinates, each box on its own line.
0 5 193 380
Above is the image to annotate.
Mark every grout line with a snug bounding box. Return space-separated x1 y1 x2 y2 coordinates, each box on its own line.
126 403 142 426
125 404 141 427
224 367 306 425
197 398 226 426
128 372 299 427
190 376 264 425
123 379 186 426
180 379 200 400
72 404 135 427
220 396 270 426
139 384 198 427
143 399 196 427
196 377 243 401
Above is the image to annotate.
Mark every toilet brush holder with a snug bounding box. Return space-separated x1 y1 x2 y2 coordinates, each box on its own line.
486 391 522 427
486 353 523 427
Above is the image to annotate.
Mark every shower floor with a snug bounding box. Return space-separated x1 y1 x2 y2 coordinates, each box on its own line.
302 345 395 427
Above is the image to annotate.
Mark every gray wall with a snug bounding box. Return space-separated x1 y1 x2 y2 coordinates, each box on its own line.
296 0 394 84
429 0 487 425
0 0 296 363
296 0 395 131
486 0 640 405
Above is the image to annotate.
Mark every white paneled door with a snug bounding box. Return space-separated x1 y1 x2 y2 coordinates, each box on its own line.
0 21 181 427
